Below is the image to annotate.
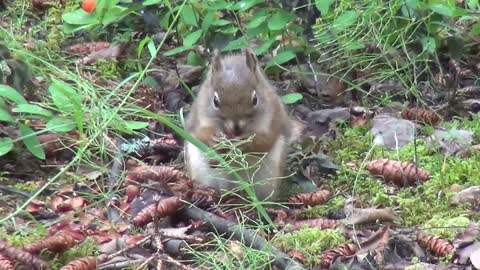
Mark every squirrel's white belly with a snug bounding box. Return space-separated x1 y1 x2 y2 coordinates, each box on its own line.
185 136 286 200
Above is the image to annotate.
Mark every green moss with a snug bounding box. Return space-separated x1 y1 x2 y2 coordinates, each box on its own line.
273 228 346 266
0 225 47 247
303 196 346 218
423 215 471 240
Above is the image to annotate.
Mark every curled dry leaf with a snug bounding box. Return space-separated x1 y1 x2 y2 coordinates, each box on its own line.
401 108 441 125
126 165 188 184
417 231 454 257
0 239 48 270
133 196 184 227
0 254 14 270
345 206 398 225
320 243 358 268
290 218 339 230
24 233 76 254
453 224 480 248
367 159 431 186
288 190 331 207
59 256 96 270
65 42 111 54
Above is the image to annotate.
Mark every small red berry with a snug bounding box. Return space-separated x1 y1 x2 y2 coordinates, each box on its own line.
82 0 96 13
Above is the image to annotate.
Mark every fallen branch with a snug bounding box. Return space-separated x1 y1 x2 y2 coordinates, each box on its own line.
179 206 305 270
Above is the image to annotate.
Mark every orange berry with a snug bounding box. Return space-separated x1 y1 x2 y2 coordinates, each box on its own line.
82 0 96 13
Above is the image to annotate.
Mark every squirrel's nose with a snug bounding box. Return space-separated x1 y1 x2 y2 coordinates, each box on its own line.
224 120 243 138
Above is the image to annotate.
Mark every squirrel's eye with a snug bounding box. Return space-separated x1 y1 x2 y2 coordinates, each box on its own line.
213 92 220 109
252 91 258 106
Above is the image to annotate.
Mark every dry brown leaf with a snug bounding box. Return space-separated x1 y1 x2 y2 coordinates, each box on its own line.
65 42 111 54
78 44 126 65
345 206 398 225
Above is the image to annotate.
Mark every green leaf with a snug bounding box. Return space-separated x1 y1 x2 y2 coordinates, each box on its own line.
19 124 45 160
62 9 99 25
268 11 294 31
143 0 162 5
281 93 303 104
332 11 358 31
0 137 13 156
315 0 334 16
201 11 216 32
0 107 14 122
186 51 204 66
102 6 129 26
222 37 248 52
137 36 152 58
246 15 267 29
218 26 239 34
266 50 296 68
164 46 190 56
232 0 263 11
47 118 76 132
420 36 436 54
211 19 232 26
470 22 480 35
124 120 149 130
62 23 93 34
180 5 198 27
184 30 203 47
12 104 53 117
48 79 82 113
147 40 157 58
209 0 232 10
429 3 454 17
405 0 419 9
255 38 277 55
0 85 27 105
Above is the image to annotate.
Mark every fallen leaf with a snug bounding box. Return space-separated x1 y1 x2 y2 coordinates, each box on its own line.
371 114 415 149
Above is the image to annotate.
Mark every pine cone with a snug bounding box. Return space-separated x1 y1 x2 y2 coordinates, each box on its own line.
320 243 358 268
0 254 14 270
59 256 96 270
288 190 331 207
133 196 184 227
0 239 48 269
290 218 338 230
417 231 454 257
367 159 431 186
24 233 76 254
401 108 440 125
126 165 188 184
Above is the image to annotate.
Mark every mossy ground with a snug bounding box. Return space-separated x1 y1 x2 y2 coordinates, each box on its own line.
274 115 480 266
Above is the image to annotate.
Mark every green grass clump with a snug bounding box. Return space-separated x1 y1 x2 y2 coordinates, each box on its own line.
273 228 346 266
0 225 47 247
50 237 98 269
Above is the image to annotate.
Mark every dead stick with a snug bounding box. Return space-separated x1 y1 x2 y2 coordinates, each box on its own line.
179 206 305 270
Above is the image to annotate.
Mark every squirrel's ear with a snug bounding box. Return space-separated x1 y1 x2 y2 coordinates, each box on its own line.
211 49 222 73
243 48 257 73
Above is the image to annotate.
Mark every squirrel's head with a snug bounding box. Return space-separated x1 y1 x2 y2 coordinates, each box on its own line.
204 48 268 138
